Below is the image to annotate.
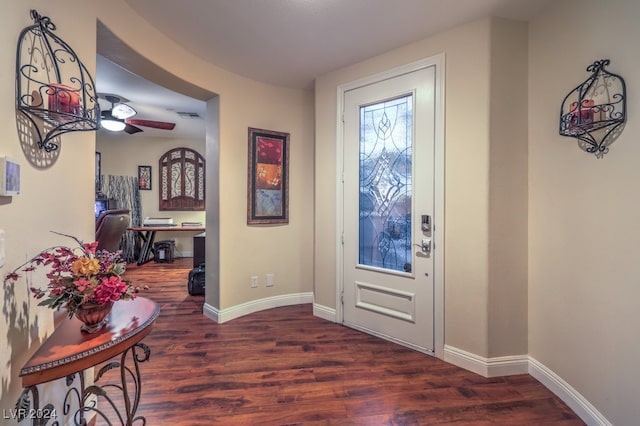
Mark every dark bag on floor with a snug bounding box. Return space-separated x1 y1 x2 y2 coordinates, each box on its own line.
188 263 205 295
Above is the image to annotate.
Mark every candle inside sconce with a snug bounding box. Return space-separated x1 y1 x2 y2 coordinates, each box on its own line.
568 98 595 128
47 83 81 115
589 100 606 123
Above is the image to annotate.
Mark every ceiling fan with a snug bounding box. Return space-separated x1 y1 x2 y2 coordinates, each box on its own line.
99 94 176 134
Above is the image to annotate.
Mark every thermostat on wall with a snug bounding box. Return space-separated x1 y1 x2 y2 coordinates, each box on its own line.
0 156 20 196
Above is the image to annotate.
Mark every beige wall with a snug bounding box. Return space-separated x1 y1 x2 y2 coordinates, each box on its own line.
529 0 640 424
97 133 206 254
93 2 315 309
0 0 99 421
315 18 529 359
487 19 529 357
1 0 314 417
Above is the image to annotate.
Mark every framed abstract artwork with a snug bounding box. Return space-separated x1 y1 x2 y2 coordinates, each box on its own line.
138 165 152 190
247 127 289 224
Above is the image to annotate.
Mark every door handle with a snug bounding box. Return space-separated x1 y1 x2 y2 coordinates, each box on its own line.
414 238 431 253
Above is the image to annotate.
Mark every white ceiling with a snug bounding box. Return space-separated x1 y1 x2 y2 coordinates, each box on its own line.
95 55 206 140
123 0 553 89
97 0 553 139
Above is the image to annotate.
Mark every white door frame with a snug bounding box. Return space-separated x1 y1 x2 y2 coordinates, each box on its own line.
335 54 445 359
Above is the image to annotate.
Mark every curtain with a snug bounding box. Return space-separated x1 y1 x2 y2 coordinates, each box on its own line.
103 175 142 263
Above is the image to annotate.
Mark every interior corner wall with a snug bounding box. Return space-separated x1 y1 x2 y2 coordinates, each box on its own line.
205 96 220 309
529 0 640 424
487 18 528 358
314 18 494 357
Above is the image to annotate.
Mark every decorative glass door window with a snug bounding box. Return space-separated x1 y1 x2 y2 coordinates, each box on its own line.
359 94 413 273
159 147 205 211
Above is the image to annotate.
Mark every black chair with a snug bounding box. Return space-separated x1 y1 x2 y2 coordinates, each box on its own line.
95 209 131 252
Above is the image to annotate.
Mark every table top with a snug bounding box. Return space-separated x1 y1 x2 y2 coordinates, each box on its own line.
20 297 160 387
128 226 205 232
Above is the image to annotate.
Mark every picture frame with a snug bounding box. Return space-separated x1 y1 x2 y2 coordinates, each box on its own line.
138 165 152 190
247 127 289 224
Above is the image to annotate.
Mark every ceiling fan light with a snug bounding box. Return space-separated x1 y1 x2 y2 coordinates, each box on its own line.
101 118 126 131
112 103 137 119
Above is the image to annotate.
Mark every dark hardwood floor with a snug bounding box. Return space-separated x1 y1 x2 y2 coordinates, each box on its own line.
96 257 583 425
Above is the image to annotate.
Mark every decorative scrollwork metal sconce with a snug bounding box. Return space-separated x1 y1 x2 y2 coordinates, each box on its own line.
559 59 626 158
16 10 99 152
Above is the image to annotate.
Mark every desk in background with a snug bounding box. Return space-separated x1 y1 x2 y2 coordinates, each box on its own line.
128 226 205 265
193 232 205 267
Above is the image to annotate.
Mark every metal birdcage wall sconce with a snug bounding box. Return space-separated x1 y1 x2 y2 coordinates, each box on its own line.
559 59 626 158
16 10 99 152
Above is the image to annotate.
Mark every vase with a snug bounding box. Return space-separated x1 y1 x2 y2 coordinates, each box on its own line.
75 302 114 333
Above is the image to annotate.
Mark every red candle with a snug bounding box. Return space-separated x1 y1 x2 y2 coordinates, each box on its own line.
48 83 81 115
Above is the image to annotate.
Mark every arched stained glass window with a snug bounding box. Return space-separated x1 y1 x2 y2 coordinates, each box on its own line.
159 147 205 211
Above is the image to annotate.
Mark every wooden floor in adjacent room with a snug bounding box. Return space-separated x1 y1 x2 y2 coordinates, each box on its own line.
95 257 584 425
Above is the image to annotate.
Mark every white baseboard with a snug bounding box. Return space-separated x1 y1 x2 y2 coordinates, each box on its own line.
203 302 220 322
203 299 337 325
528 357 611 426
312 303 336 322
443 345 610 425
203 292 313 323
443 345 528 377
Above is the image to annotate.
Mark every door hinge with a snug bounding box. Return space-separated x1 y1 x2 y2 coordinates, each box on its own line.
341 232 344 245
341 291 344 305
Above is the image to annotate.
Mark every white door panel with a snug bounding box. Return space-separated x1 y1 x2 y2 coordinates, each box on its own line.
342 65 435 354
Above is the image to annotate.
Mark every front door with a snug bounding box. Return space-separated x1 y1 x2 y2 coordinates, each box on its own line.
342 64 436 354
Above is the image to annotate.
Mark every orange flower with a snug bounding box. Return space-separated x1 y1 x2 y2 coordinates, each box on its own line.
71 257 100 277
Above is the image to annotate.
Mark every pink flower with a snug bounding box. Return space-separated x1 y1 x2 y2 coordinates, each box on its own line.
83 241 99 255
94 276 129 304
74 277 92 293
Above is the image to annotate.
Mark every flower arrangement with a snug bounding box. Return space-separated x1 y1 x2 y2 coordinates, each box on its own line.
3 232 141 317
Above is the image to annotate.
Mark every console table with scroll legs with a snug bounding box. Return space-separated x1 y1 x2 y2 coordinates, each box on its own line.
15 297 160 426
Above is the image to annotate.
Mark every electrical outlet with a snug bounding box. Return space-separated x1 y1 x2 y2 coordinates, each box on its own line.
266 273 274 287
251 276 258 288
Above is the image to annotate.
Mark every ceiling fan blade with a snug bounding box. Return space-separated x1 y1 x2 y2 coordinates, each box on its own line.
123 123 144 134
126 118 176 130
